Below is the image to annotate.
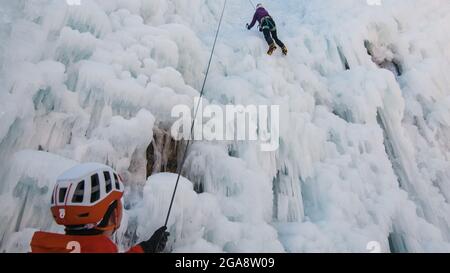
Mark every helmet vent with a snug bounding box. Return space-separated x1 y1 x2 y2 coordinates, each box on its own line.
72 180 85 203
104 171 112 193
58 188 68 203
113 173 120 190
78 213 89 218
90 174 100 203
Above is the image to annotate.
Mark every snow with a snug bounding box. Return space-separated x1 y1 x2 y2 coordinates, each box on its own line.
1 0 450 253
0 150 76 250
125 172 282 253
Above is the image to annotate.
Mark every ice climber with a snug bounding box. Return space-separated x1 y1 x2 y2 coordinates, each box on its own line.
246 3 288 56
30 163 169 253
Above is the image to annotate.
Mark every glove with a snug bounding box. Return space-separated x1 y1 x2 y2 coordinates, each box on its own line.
246 23 250 30
139 226 170 253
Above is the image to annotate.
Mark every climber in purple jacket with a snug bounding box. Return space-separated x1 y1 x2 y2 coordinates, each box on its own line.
246 3 288 56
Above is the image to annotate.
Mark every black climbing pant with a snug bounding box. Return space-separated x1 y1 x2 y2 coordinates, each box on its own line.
263 29 285 48
260 17 285 48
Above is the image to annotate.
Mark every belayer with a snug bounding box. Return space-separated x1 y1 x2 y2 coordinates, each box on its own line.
30 163 169 253
246 3 288 56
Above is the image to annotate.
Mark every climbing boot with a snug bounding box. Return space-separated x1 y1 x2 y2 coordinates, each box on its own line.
267 43 277 55
282 46 288 55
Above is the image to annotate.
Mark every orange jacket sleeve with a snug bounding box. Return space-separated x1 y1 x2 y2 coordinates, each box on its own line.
126 244 145 253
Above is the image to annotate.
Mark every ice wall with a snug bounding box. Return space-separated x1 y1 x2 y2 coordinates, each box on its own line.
0 0 206 251
1 0 450 252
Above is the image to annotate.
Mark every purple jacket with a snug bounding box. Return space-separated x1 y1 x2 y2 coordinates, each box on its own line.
248 7 270 29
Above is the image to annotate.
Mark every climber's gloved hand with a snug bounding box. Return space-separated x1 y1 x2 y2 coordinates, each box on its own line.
246 23 250 30
139 226 170 253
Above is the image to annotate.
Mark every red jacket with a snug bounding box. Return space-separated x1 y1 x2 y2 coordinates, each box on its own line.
30 231 144 253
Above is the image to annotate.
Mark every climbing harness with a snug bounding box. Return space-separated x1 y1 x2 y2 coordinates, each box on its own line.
164 0 228 227
261 16 277 32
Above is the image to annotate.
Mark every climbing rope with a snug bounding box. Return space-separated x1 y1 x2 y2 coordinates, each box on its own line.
248 0 256 10
164 0 228 227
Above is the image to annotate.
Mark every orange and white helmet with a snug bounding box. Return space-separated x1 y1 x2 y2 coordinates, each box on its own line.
50 163 124 231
